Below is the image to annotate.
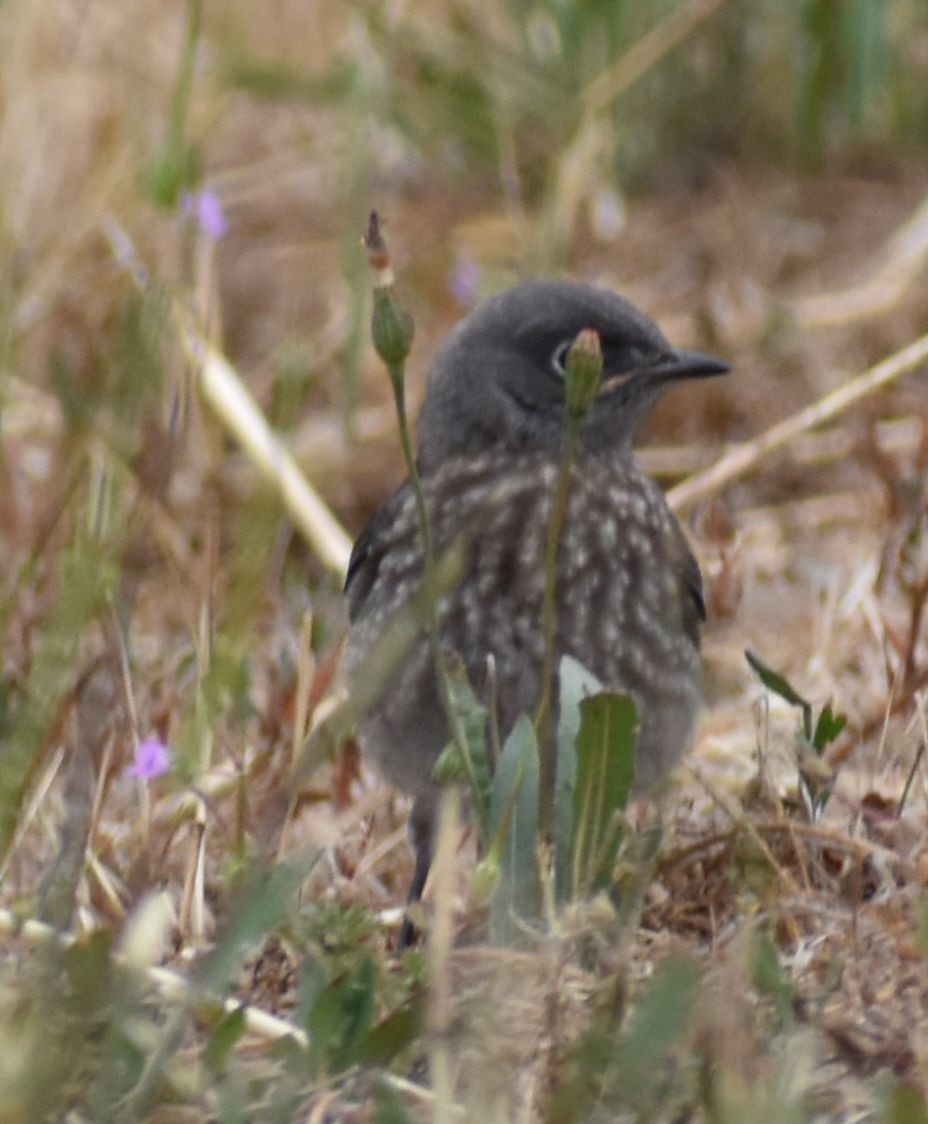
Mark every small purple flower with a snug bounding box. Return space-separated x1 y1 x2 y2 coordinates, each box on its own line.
449 255 482 308
180 188 229 241
130 736 171 780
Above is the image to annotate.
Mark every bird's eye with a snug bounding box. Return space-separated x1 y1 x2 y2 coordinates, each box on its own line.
551 339 572 377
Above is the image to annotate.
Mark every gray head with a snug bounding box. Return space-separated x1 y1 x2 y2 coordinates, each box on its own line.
417 279 729 474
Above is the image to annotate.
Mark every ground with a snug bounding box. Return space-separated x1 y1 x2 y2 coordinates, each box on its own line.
1 2 928 1117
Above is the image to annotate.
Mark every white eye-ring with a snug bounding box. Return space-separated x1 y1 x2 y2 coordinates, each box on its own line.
551 338 572 377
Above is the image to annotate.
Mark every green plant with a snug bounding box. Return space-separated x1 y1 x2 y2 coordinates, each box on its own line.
746 649 847 819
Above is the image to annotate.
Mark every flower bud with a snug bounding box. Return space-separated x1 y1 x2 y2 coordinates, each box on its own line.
471 856 500 903
564 327 603 420
433 740 466 786
371 287 414 374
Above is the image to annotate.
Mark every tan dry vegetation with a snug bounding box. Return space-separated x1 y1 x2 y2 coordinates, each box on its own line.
1 0 928 1119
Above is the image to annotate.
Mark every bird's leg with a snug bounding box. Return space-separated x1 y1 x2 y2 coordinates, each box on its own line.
398 794 436 949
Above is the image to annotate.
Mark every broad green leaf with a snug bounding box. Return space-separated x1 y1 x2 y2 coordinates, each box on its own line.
488 715 539 943
555 656 602 902
572 692 637 897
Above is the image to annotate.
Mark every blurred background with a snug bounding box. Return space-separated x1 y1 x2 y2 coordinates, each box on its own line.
1 0 928 1117
3 0 927 502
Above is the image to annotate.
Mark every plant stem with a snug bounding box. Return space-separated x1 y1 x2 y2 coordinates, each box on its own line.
387 363 485 834
535 326 602 847
535 415 581 842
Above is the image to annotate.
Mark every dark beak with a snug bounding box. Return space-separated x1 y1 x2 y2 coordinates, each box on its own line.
649 348 730 382
597 347 730 397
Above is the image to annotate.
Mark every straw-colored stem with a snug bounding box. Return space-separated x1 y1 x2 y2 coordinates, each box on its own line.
668 331 928 514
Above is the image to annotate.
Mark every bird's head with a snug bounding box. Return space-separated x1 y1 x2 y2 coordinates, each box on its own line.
417 279 729 474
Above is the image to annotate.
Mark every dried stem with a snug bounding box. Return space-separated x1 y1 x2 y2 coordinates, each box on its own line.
668 331 928 513
103 218 353 575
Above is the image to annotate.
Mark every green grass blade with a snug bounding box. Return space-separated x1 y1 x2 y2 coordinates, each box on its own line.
488 715 539 943
555 656 602 902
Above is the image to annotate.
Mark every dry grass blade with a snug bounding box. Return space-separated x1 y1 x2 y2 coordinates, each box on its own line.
791 190 928 328
182 323 353 575
0 905 309 1046
544 0 729 257
428 791 462 1124
640 415 923 480
102 219 353 576
668 331 928 513
580 0 729 115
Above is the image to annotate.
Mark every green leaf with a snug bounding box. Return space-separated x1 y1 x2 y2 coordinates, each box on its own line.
555 656 602 902
601 956 702 1116
812 701 847 752
547 955 701 1122
572 692 638 897
432 741 467 786
745 649 808 708
203 1007 247 1074
619 956 701 1076
192 855 313 995
488 715 539 943
745 649 812 739
357 990 426 1067
63 929 115 1020
306 956 377 1077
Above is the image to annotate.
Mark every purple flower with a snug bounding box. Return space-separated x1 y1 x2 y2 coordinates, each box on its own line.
130 736 171 780
449 255 482 307
180 188 229 241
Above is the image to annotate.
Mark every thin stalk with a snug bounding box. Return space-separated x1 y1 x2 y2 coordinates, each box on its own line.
169 0 202 157
535 417 581 842
535 327 602 847
387 362 485 832
364 214 484 831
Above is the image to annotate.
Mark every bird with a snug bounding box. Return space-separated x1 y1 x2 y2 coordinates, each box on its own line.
344 278 729 922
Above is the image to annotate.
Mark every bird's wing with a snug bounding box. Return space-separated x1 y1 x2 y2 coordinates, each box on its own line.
344 481 412 622
679 540 706 646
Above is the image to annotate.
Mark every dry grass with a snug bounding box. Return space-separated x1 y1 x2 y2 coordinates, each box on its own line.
1 0 928 1120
